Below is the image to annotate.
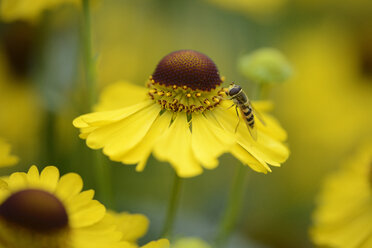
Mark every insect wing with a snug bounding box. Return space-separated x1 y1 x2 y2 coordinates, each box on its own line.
247 124 258 140
249 102 266 126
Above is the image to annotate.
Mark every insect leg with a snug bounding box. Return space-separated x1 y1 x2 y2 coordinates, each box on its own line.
234 106 240 133
224 102 235 110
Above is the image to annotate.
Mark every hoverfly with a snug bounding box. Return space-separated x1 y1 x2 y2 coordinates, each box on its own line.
227 83 264 140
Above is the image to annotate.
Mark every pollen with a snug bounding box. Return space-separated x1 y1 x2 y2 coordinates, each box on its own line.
0 189 68 232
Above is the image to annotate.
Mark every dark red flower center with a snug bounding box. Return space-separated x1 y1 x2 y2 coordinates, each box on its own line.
0 189 68 233
151 50 223 91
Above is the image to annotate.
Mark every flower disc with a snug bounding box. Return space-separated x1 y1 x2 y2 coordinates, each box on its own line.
152 50 222 91
0 189 68 232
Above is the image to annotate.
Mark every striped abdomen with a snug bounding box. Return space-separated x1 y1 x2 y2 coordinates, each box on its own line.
241 105 255 128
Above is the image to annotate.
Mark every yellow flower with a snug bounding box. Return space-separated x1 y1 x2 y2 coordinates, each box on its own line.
0 0 80 22
310 144 372 248
0 165 125 248
0 138 18 167
173 237 211 248
0 23 43 160
273 22 372 191
74 50 289 177
103 211 169 248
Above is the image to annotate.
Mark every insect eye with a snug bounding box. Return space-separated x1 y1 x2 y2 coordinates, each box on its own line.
229 86 241 96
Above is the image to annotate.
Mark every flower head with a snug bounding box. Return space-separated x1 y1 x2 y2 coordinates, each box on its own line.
152 50 222 91
147 50 225 115
74 50 289 177
0 138 18 167
310 144 372 248
0 165 124 248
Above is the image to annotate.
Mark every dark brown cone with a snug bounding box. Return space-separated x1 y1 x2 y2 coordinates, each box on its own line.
152 50 222 91
0 189 68 233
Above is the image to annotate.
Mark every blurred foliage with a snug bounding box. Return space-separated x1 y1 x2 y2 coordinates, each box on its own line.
0 0 371 247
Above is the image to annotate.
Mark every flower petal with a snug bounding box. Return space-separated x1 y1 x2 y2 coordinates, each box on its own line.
230 144 270 173
109 108 171 169
101 104 160 158
213 106 289 169
70 225 124 248
55 173 83 201
39 166 60 192
66 189 95 214
84 103 159 159
312 208 372 248
26 165 40 186
94 81 148 111
237 129 289 167
0 179 9 202
107 211 149 243
191 113 235 169
73 100 152 129
7 172 28 191
141 239 170 248
69 199 106 228
254 112 287 141
0 138 18 167
154 113 202 177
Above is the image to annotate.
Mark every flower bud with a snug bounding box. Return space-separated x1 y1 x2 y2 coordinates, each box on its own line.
238 48 292 84
173 237 211 248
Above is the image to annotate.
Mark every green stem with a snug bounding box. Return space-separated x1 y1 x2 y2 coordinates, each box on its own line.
161 173 183 238
82 0 96 107
43 110 56 165
255 82 272 100
215 164 248 247
82 0 113 207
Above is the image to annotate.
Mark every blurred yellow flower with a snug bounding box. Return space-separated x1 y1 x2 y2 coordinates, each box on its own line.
241 21 372 248
0 139 19 167
310 144 372 248
104 211 169 248
140 240 169 248
0 24 43 160
0 59 42 159
173 237 211 248
74 50 289 178
0 0 80 22
274 22 372 189
0 165 124 248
